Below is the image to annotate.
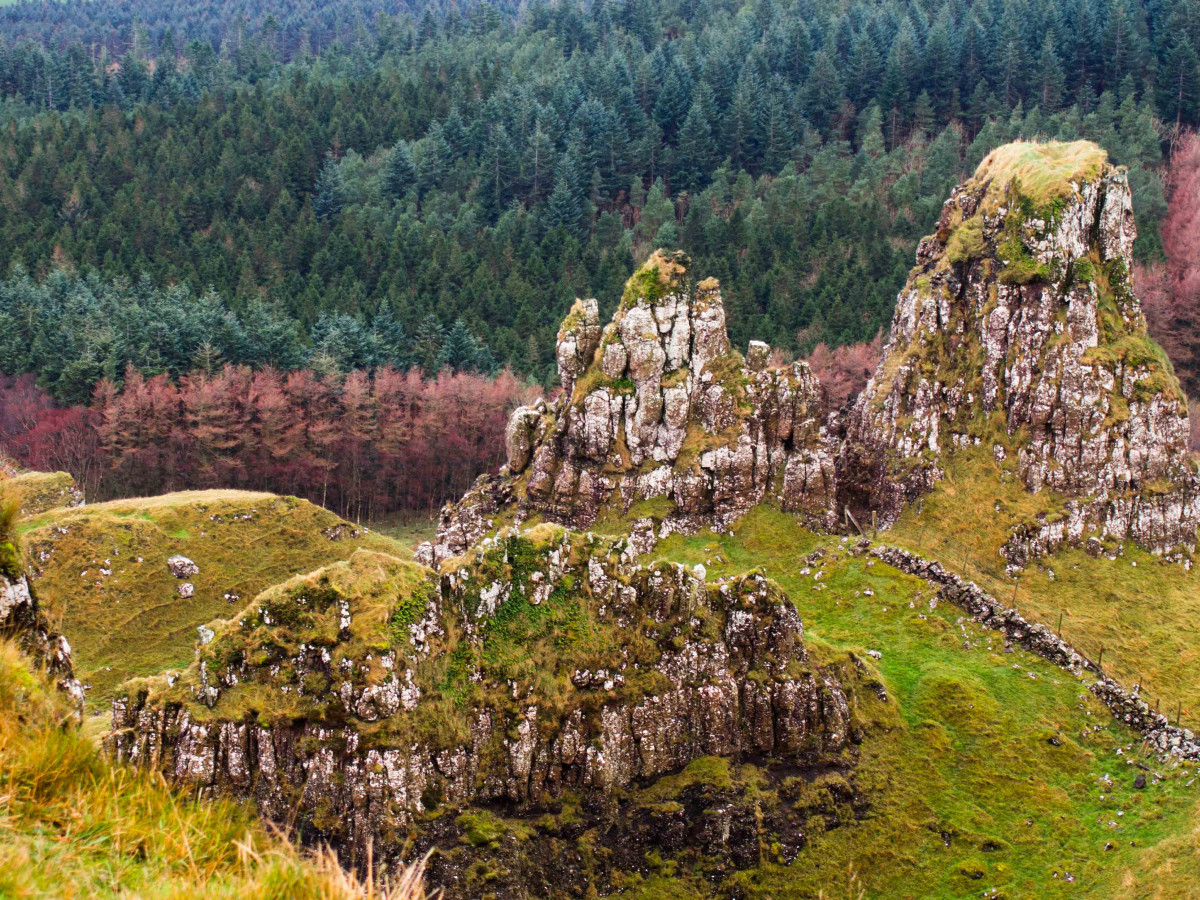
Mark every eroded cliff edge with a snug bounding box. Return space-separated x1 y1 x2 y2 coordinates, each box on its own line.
108 532 861 892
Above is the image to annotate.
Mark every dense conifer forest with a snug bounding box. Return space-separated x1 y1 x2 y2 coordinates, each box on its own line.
1 0 1197 390
1 0 1199 513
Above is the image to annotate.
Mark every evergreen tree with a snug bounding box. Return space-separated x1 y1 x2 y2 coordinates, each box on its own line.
312 157 346 220
546 157 585 237
435 319 489 373
371 299 410 369
675 99 718 192
803 49 845 129
1157 35 1200 127
383 140 415 199
1037 32 1067 112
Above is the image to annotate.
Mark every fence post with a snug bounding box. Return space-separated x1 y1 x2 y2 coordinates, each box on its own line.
1177 702 1182 726
1056 610 1063 637
1098 644 1105 672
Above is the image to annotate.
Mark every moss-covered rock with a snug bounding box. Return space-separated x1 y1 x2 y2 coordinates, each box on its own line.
842 141 1199 561
107 525 859 892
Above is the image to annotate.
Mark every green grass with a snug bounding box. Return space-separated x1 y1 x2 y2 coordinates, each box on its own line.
19 490 413 712
888 447 1200 735
0 637 430 900
635 505 1200 899
370 515 438 559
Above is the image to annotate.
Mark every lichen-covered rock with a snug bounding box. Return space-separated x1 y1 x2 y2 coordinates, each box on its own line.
842 141 1199 558
431 251 839 561
1 539 83 711
107 531 857 889
167 555 199 578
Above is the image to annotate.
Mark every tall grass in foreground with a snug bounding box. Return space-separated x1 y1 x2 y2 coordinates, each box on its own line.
0 639 433 899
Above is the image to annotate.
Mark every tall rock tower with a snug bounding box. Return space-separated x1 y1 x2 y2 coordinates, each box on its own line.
841 141 1199 557
431 251 840 561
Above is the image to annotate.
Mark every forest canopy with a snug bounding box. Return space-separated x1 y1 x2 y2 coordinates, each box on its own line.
0 0 1193 395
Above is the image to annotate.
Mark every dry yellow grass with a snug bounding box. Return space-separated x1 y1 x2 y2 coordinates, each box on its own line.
18 490 413 710
0 637 436 899
972 140 1108 205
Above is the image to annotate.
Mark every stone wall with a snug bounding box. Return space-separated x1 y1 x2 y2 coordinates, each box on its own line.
870 543 1200 760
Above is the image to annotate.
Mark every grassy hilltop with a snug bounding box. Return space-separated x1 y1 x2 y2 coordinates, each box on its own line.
16 490 417 711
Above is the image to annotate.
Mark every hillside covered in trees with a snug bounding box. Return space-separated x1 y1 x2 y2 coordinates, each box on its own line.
1 0 1197 391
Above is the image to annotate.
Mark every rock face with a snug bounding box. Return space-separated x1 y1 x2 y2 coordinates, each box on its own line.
842 141 1199 557
431 251 839 562
1 533 83 711
108 534 857 890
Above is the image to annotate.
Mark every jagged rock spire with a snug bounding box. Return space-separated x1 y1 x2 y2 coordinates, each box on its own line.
430 251 838 561
429 142 1198 567
841 140 1198 558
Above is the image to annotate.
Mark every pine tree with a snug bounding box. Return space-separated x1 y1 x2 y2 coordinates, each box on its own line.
383 140 415 199
1157 35 1200 127
803 49 845 129
847 32 883 106
1037 32 1067 112
546 156 585 237
312 156 346 220
414 314 445 373
922 21 955 119
675 99 718 192
371 299 410 369
435 319 479 372
653 63 691 138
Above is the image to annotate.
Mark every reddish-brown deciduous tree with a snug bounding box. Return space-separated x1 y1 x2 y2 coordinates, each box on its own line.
1 365 539 521
805 334 884 410
1139 133 1200 410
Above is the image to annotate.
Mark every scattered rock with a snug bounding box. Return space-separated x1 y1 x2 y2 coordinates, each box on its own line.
167 556 199 578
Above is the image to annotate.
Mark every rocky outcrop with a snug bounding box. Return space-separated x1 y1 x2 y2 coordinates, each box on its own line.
430 251 839 562
108 533 858 888
432 148 1198 570
1 530 84 711
842 141 1199 558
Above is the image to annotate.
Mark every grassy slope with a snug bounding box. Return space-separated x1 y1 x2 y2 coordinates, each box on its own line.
18 490 418 710
637 506 1200 900
0 637 430 900
886 447 1200 734
0 470 79 517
